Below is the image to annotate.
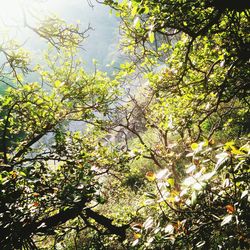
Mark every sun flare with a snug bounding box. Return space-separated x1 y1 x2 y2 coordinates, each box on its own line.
0 0 37 28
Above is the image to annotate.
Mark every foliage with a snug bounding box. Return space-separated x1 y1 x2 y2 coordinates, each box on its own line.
105 0 249 140
0 0 249 249
0 16 129 248
130 140 250 249
102 0 250 249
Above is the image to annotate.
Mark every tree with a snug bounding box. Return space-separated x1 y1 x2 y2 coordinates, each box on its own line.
0 15 130 249
101 0 249 184
128 140 250 249
101 0 250 248
0 1 249 249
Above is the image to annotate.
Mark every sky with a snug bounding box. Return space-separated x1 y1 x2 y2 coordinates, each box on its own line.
0 0 121 137
0 0 120 72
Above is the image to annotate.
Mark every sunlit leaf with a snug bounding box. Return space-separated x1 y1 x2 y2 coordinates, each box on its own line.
157 190 170 202
200 171 216 181
239 144 250 154
186 152 194 157
148 31 155 43
54 80 61 88
191 191 197 205
196 241 206 248
224 141 235 150
167 178 175 187
191 143 199 151
231 146 245 155
193 182 204 190
134 233 142 239
19 171 26 177
131 5 138 17
221 214 233 226
186 165 196 174
183 176 196 186
131 223 143 232
143 217 154 230
133 17 140 29
144 199 155 205
215 152 230 171
241 190 248 199
132 238 140 246
156 169 169 180
164 224 174 234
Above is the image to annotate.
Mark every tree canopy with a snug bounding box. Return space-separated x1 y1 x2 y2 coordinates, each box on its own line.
0 0 249 249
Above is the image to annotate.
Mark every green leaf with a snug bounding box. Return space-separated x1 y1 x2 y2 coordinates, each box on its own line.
239 144 250 153
191 191 197 205
149 31 155 43
131 5 138 17
19 171 26 177
145 192 157 199
96 195 106 204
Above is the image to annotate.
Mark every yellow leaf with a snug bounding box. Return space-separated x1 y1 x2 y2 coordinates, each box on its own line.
224 141 235 150
191 143 199 151
145 171 156 181
167 178 175 187
203 139 209 146
231 146 245 155
131 5 138 17
134 233 141 239
209 139 215 145
54 80 61 88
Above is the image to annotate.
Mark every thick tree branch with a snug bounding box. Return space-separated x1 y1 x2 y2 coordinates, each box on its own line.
84 208 129 240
